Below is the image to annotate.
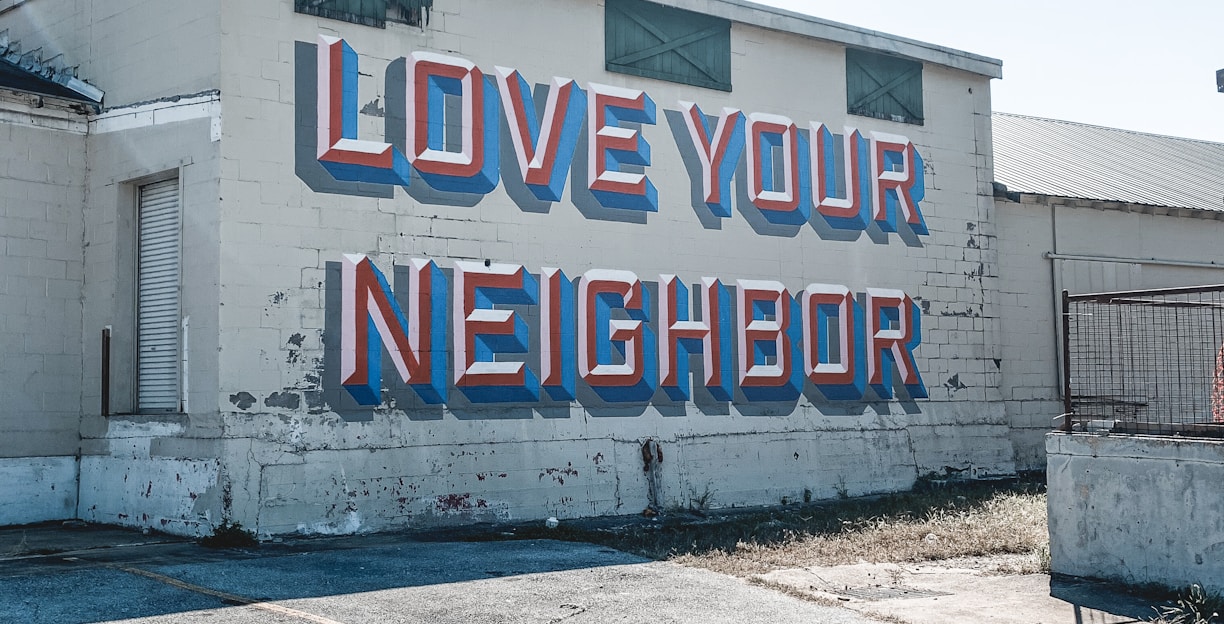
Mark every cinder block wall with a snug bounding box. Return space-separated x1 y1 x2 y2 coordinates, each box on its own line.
0 0 1048 537
0 95 88 524
995 196 1224 470
201 0 1015 537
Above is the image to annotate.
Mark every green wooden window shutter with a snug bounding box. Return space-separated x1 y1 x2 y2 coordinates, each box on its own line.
846 48 924 125
295 0 389 28
605 0 732 92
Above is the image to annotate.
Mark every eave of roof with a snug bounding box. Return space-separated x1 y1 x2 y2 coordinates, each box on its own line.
655 0 1003 78
0 28 103 107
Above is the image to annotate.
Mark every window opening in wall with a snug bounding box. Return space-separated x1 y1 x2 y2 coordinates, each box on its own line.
846 48 924 125
136 178 182 412
294 0 432 29
605 0 732 92
387 0 430 27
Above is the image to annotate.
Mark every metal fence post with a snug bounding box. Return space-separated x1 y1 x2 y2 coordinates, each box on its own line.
1061 290 1072 432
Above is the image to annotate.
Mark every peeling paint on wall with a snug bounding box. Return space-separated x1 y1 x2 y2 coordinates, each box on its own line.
229 392 257 410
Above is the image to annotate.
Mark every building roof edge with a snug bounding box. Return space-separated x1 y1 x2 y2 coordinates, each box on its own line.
656 0 1004 78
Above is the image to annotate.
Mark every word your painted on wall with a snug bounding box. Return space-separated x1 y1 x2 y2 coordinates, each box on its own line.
341 254 926 407
311 36 927 235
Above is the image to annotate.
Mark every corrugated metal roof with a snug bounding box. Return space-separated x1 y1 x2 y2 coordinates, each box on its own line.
992 112 1224 212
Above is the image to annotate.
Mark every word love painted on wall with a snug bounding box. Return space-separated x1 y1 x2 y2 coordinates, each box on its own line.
310 35 928 234
341 254 926 406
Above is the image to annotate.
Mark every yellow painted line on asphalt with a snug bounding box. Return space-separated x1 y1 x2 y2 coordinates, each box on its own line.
62 557 346 624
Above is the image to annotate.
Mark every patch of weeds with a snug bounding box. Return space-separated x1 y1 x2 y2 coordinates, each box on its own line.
199 521 258 549
834 477 849 500
690 485 715 513
1152 584 1224 624
1036 543 1051 574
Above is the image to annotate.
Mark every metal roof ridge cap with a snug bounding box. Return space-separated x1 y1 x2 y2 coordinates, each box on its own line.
653 0 1003 78
993 111 1224 147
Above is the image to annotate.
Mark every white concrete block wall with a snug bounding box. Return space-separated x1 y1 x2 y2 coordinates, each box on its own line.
995 197 1224 469
994 197 1061 469
0 96 86 521
0 457 77 525
196 0 1016 537
77 414 222 537
78 115 222 422
27 0 1224 537
75 110 224 529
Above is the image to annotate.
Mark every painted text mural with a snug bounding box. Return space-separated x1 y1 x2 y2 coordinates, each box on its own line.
302 35 931 407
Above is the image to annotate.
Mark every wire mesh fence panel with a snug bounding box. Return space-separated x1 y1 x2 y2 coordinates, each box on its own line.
1064 285 1224 436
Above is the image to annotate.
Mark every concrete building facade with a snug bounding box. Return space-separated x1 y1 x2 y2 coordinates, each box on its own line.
0 0 1065 537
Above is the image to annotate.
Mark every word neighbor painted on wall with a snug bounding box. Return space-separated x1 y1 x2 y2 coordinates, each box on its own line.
303 35 930 406
340 254 925 406
308 35 928 234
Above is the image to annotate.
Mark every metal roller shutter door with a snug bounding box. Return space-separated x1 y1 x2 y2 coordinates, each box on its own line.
137 179 181 411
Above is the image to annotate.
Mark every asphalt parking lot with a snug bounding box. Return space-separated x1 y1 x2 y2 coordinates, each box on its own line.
0 525 881 624
0 522 1161 624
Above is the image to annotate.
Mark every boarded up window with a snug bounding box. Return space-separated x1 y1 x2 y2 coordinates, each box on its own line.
605 0 732 92
846 49 923 125
137 179 181 412
294 0 431 28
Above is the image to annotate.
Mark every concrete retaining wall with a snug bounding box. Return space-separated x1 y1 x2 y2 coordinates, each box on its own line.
1047 432 1224 593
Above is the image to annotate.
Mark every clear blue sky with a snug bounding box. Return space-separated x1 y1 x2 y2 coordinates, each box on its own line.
758 0 1224 142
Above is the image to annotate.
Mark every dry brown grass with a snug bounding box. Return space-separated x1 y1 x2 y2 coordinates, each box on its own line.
495 478 1049 578
677 489 1049 576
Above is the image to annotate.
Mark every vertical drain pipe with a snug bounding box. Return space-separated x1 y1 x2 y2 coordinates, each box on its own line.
87 325 113 521
101 326 111 416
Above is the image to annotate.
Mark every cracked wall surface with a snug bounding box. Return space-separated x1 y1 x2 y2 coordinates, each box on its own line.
0 0 1052 535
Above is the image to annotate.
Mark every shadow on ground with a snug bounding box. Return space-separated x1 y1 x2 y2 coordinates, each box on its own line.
0 531 648 624
1051 575 1165 623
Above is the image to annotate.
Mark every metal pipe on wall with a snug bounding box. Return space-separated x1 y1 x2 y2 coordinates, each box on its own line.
1045 252 1224 270
101 326 111 417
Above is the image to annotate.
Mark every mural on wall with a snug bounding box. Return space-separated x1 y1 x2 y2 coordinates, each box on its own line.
300 36 931 409
339 254 924 407
306 36 928 234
